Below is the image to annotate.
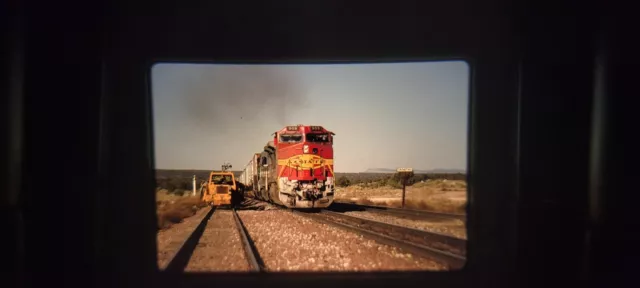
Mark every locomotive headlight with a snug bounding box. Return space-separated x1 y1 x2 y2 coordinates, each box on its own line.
303 145 309 153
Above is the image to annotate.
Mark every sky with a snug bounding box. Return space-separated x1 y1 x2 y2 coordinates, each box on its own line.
151 61 469 173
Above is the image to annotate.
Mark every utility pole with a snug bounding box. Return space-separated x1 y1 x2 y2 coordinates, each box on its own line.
192 175 196 196
396 168 413 208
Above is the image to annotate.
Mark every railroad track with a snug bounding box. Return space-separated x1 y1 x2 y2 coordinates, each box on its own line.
162 196 465 272
330 201 466 222
293 209 467 270
163 206 265 273
242 195 467 269
231 208 265 272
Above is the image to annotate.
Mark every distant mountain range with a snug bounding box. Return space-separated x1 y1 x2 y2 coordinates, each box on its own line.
362 168 466 174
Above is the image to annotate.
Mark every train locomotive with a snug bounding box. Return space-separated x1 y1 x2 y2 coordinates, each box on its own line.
238 125 336 209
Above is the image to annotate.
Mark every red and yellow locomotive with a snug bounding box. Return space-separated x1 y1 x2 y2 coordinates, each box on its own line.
238 125 335 208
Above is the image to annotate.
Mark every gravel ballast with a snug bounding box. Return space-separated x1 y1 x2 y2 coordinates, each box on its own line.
185 209 251 272
342 210 467 239
238 209 446 272
237 199 280 211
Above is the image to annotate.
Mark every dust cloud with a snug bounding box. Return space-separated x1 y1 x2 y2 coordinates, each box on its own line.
181 65 308 134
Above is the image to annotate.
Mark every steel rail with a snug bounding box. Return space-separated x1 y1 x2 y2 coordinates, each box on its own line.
293 210 466 270
320 210 466 255
232 208 266 272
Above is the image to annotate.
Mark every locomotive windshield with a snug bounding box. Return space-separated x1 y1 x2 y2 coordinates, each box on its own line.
305 133 330 143
280 134 303 143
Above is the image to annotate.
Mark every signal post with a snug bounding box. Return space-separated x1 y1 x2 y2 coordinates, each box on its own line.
396 168 413 208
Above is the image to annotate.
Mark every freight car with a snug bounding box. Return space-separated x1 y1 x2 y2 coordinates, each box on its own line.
238 153 261 199
238 125 336 208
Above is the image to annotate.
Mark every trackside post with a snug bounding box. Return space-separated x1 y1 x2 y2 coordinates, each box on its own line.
396 168 413 208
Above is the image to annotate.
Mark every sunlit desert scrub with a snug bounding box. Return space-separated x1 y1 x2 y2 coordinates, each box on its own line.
156 189 208 230
335 179 467 214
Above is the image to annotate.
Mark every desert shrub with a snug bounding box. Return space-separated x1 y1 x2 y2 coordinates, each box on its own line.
392 171 414 181
333 172 466 185
156 176 196 193
390 171 417 186
390 181 404 189
170 178 191 190
156 178 174 191
369 180 384 189
172 189 186 196
157 196 207 230
408 174 430 185
384 176 405 189
330 172 466 190
336 176 351 187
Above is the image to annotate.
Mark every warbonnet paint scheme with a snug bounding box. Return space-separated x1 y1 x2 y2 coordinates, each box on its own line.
238 125 335 208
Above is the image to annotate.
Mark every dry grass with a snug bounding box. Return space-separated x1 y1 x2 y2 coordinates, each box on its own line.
337 180 467 199
412 179 467 191
334 179 467 214
156 191 208 230
340 197 465 214
383 199 466 214
355 198 377 206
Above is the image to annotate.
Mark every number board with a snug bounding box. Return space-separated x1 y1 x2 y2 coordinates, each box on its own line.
310 126 322 131
286 126 299 131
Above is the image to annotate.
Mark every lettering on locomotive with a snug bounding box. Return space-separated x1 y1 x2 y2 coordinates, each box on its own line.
278 154 334 170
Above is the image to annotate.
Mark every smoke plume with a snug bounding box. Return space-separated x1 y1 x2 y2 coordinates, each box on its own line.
181 65 307 134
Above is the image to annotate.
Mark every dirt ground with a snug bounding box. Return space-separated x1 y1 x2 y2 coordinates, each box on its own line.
156 207 210 269
334 179 467 214
184 210 251 272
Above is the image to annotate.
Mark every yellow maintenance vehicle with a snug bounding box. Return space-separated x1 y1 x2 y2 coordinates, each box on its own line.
201 162 244 207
